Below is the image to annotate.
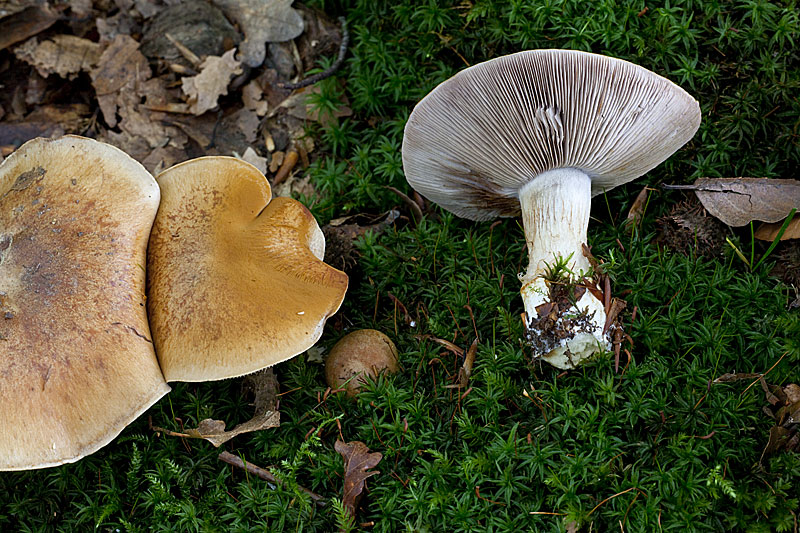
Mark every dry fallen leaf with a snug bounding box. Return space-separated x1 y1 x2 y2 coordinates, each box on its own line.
14 35 102 79
212 0 304 67
754 217 800 242
243 80 269 116
90 34 188 170
91 34 152 127
335 440 382 517
713 372 763 383
182 48 243 115
667 177 800 227
283 84 353 126
0 4 59 52
152 410 280 447
624 186 651 233
240 146 268 174
68 0 92 18
140 1 238 65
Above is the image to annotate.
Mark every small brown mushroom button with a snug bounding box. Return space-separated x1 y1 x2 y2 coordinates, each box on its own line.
147 156 348 382
325 329 399 396
0 136 169 471
402 50 701 369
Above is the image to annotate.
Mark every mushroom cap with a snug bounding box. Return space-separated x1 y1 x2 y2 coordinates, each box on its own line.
0 136 169 471
402 49 701 221
147 156 348 382
324 329 399 396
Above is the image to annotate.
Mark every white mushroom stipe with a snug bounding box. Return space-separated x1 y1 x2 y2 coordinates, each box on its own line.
517 168 609 368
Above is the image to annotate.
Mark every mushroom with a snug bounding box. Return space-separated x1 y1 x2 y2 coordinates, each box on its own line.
402 50 700 369
324 329 399 396
0 136 169 471
147 156 348 382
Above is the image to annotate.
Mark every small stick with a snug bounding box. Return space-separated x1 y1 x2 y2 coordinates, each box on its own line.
218 451 326 506
587 487 639 516
385 186 423 224
272 150 298 186
280 17 350 90
165 33 201 67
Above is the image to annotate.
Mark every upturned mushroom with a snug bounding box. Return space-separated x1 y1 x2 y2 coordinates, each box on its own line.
402 50 700 369
147 156 348 382
0 136 169 470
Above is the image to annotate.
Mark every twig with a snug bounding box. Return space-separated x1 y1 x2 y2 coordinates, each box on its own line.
475 486 506 506
164 33 201 67
387 292 414 326
280 17 349 90
386 186 424 224
587 487 640 516
218 451 326 506
272 150 298 186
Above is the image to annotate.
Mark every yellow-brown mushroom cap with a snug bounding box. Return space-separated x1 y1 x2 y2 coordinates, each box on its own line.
147 156 348 382
0 136 169 471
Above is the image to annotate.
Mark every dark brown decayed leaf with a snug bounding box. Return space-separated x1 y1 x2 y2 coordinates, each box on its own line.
335 440 382 516
677 177 800 227
322 209 400 274
758 379 799 465
140 1 238 65
713 373 800 465
0 5 59 52
242 367 280 415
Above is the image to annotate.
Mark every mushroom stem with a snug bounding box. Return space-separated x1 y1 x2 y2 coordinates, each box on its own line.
518 168 610 368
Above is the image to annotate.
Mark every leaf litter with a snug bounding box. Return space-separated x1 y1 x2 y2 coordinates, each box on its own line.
714 370 799 466
663 177 800 227
335 440 383 518
0 0 347 180
151 368 281 447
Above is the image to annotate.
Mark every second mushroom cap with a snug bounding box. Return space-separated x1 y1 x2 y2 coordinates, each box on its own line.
147 156 348 382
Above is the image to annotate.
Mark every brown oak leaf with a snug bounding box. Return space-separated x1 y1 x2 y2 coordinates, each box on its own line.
335 439 382 517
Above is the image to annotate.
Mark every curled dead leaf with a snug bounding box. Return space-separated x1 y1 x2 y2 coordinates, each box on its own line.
152 410 280 447
754 217 800 242
624 186 651 233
